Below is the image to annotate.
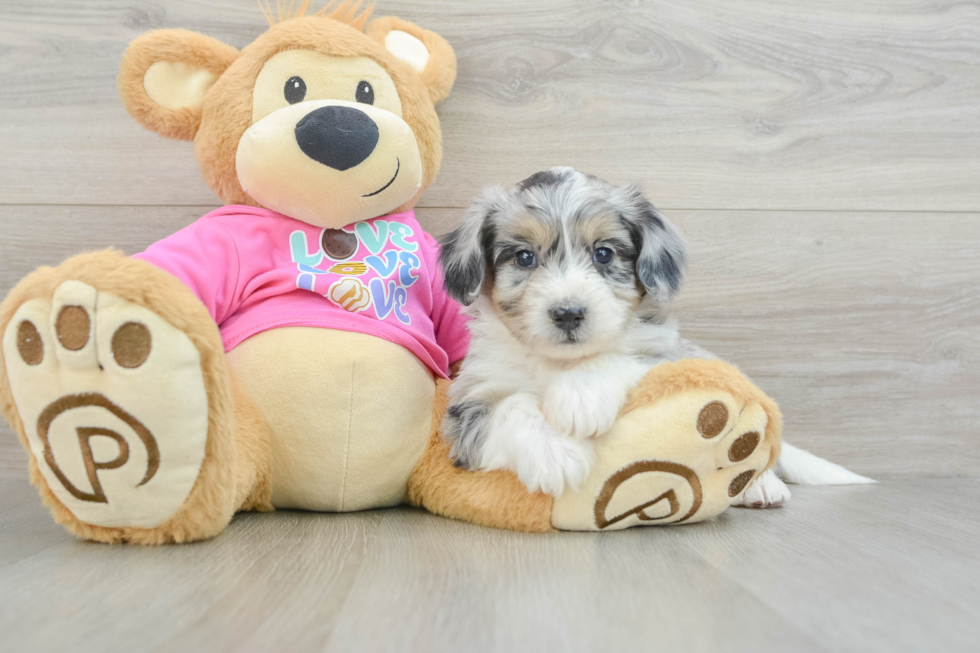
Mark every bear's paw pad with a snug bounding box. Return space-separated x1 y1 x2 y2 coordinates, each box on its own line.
2 281 209 528
551 389 772 530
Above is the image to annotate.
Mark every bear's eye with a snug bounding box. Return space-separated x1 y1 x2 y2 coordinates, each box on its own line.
356 80 374 105
284 76 307 104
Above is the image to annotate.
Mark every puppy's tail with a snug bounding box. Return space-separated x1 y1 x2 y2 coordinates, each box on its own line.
776 443 876 485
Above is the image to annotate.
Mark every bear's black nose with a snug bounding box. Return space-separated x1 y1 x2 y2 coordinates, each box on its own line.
295 106 379 171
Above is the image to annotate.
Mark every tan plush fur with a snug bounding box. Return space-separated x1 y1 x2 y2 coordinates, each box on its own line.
118 29 240 141
0 250 269 543
408 378 557 533
119 13 454 217
3 7 784 542
230 376 275 513
258 0 374 30
4 7 460 543
623 358 783 471
409 358 782 533
366 16 457 104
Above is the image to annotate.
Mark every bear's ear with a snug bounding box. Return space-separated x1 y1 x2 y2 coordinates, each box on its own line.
366 17 457 105
118 29 239 141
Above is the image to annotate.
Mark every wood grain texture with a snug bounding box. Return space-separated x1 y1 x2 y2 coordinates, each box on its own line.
2 207 976 480
1 2 979 650
668 211 980 479
0 1 978 210
0 476 978 653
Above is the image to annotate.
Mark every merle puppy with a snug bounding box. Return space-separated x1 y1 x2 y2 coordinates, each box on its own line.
438 167 696 496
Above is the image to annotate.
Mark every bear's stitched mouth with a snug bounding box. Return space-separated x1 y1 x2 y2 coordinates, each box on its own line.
362 158 400 198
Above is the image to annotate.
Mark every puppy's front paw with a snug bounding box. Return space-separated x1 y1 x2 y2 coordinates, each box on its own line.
735 470 791 508
515 433 594 497
542 376 624 440
479 393 594 497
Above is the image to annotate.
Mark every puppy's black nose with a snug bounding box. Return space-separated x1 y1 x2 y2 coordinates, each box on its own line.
295 106 379 171
550 307 586 333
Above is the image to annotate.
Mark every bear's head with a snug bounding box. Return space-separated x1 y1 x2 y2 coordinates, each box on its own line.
118 1 456 228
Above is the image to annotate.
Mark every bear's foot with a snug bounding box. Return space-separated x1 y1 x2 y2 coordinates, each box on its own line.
410 358 782 533
0 253 247 543
552 360 780 530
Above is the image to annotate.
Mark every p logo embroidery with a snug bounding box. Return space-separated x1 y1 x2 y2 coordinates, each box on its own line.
36 393 159 504
593 460 704 529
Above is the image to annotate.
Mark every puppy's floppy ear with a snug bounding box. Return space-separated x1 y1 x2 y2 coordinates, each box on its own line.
366 17 457 104
618 184 687 301
118 29 239 141
440 188 503 306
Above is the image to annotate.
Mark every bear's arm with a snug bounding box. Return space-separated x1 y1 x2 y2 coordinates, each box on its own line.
133 217 243 326
424 232 470 367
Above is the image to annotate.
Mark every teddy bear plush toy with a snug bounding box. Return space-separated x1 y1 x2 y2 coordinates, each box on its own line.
0 1 782 543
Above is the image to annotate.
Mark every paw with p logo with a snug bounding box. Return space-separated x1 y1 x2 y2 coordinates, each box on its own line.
551 371 776 531
2 281 209 529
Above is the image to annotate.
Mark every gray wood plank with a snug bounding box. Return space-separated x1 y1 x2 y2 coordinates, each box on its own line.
1 3 977 653
0 1 978 210
320 511 825 653
0 441 27 483
682 478 980 653
667 211 980 479
0 476 75 570
0 476 977 652
0 484 386 652
2 206 977 479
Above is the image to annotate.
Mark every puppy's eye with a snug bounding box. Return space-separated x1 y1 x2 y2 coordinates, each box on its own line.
515 250 537 269
356 80 374 105
593 247 614 265
284 76 307 104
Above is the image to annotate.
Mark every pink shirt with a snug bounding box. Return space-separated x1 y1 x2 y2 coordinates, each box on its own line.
134 205 469 378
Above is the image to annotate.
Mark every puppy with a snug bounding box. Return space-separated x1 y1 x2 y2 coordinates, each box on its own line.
438 167 689 496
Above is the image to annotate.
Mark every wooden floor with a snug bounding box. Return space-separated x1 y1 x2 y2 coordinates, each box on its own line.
1 1 978 651
2 478 979 652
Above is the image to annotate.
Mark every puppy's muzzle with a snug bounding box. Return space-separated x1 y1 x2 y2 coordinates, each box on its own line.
550 306 586 334
295 105 379 171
